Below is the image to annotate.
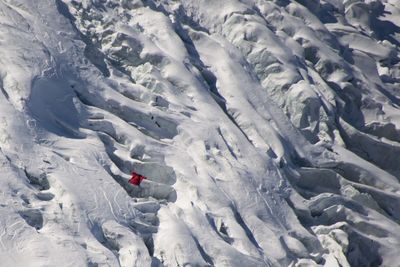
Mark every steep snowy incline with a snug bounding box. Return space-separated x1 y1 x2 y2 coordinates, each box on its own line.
0 0 400 266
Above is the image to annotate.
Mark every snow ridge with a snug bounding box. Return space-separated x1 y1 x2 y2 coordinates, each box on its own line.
0 0 399 266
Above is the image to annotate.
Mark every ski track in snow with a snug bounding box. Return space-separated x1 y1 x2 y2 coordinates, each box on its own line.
0 0 399 266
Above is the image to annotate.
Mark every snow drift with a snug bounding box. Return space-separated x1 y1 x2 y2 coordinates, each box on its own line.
0 0 400 266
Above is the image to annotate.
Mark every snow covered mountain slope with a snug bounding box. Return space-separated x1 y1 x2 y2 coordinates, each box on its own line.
0 0 399 266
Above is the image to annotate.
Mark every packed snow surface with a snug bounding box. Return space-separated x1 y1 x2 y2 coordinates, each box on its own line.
0 0 400 266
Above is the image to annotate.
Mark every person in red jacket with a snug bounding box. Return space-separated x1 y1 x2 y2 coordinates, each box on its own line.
129 171 147 186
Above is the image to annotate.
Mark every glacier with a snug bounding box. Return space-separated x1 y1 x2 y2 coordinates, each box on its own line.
0 0 399 266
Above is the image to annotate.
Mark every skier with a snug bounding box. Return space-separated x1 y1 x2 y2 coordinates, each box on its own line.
129 171 147 186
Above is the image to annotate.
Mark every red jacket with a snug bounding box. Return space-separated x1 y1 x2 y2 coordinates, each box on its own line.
129 171 146 186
